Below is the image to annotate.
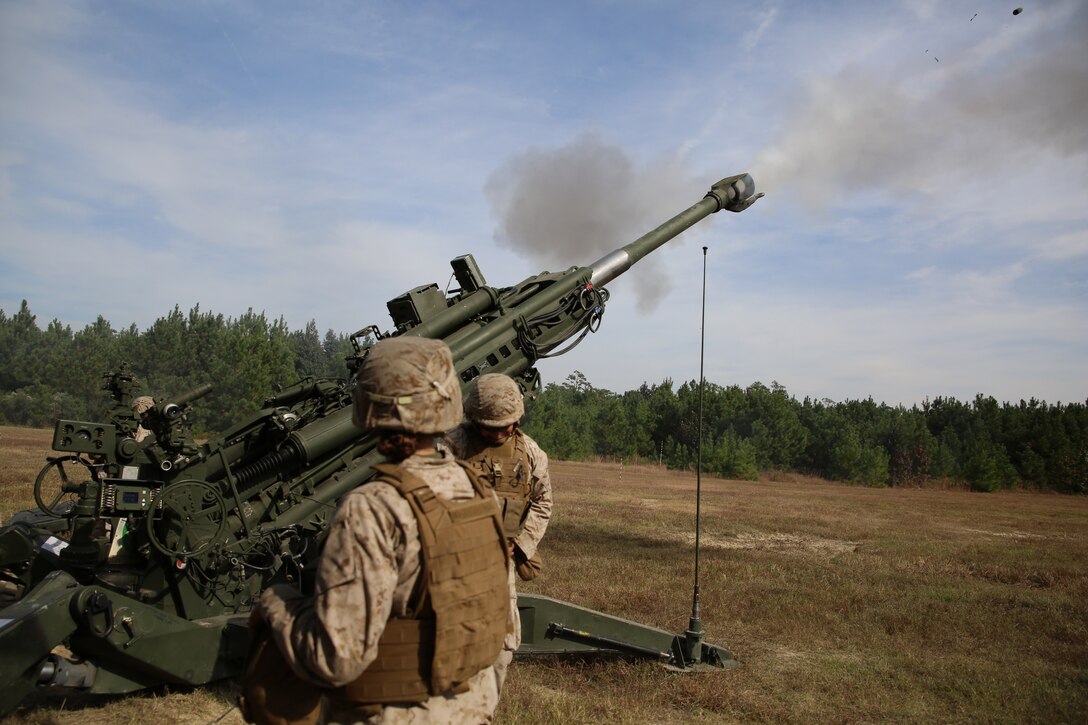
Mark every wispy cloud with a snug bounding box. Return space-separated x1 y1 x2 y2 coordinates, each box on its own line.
1035 230 1088 262
0 1 1084 405
752 1 1088 205
742 7 779 52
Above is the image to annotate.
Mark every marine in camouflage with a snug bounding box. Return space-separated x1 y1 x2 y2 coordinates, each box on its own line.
254 337 511 723
448 373 553 694
463 373 524 428
131 395 155 443
258 453 510 722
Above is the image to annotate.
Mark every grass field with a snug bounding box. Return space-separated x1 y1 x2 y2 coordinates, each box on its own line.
2 425 1087 723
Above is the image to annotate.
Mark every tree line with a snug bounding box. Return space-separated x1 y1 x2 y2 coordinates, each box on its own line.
2 300 1085 493
521 372 1087 494
0 301 354 434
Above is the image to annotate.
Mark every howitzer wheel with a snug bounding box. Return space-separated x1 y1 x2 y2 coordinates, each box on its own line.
147 480 228 558
33 455 94 517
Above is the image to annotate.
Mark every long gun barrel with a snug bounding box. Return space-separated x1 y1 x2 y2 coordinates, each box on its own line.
415 172 762 375
590 173 761 287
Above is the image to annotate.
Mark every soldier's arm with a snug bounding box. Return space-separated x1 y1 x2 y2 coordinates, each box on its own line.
258 483 416 687
514 435 552 558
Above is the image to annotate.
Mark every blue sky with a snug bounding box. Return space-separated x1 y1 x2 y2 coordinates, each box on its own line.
1 0 1085 406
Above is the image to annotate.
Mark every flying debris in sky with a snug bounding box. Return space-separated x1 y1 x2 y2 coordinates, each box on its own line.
971 13 978 22
1013 7 1023 15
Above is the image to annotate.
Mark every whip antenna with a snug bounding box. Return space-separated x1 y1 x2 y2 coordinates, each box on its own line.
683 245 709 664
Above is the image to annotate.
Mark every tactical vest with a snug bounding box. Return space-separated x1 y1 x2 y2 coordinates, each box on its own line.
460 428 533 539
331 461 509 706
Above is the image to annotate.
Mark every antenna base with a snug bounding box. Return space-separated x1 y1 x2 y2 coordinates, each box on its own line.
682 616 705 664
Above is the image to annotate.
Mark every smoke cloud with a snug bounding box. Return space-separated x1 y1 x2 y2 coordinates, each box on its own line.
485 132 701 313
752 3 1088 207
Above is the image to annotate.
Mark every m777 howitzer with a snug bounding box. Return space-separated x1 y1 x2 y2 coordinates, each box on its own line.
0 173 762 714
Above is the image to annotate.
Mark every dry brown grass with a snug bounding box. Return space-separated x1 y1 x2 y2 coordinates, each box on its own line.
0 426 55 521
3 429 1087 723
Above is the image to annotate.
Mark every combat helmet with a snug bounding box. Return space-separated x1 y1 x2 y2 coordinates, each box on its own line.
352 337 462 434
465 373 524 428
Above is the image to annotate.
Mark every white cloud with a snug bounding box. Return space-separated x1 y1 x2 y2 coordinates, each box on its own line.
905 266 936 281
752 1 1088 203
742 7 778 52
1 0 1084 408
903 263 1029 306
1035 230 1088 262
902 1 940 21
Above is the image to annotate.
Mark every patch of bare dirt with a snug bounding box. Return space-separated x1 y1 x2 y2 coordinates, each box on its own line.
957 527 1052 540
667 531 859 556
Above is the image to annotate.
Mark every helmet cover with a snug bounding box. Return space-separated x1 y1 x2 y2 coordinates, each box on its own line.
352 337 463 434
465 373 524 427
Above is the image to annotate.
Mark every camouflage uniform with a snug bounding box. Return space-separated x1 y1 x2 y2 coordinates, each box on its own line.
446 428 552 567
447 374 553 693
132 395 154 443
254 338 511 724
258 452 507 724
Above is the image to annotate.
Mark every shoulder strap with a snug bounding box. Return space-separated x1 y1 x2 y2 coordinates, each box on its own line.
454 459 493 499
372 461 439 510
368 462 440 617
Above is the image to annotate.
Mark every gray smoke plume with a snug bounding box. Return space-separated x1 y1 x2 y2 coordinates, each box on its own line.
753 2 1088 206
485 132 701 313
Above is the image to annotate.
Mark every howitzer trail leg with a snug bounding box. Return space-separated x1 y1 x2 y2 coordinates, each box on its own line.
0 570 82 715
515 593 738 671
0 573 250 716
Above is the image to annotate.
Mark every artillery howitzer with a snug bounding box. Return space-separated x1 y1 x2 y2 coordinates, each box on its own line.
0 174 761 714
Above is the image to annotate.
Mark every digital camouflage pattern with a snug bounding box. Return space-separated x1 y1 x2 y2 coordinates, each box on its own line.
257 451 514 723
448 426 552 561
456 431 532 539
447 424 551 693
351 338 462 435
131 395 155 442
489 563 519 698
463 374 524 428
334 460 509 702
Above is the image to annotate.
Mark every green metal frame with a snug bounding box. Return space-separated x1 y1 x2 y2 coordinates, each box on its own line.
0 174 760 714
